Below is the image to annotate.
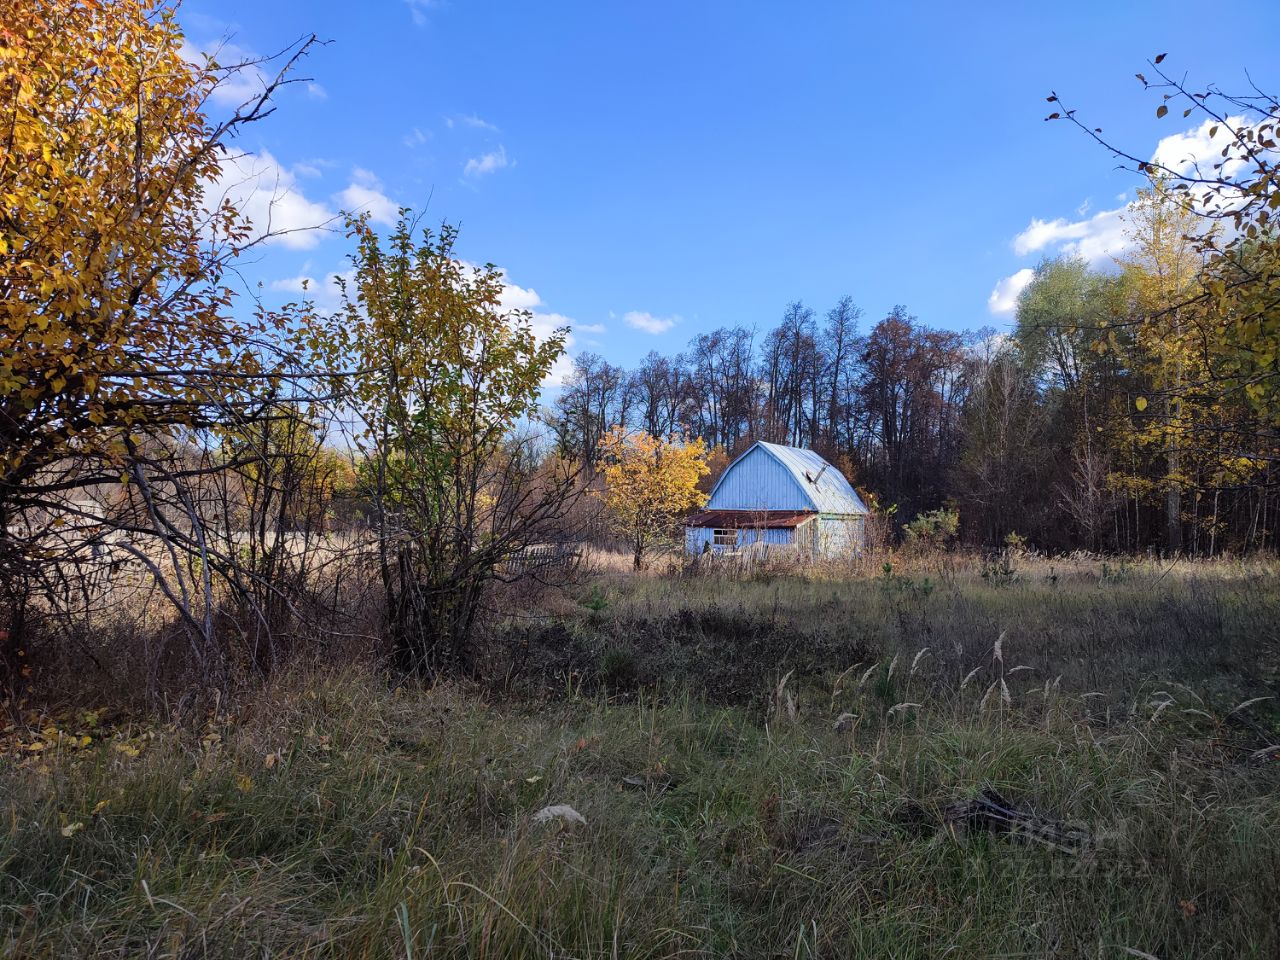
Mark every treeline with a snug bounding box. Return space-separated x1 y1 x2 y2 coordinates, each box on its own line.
550 188 1280 555
551 303 979 528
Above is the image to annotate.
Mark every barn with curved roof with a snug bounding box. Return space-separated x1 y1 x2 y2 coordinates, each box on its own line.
685 441 868 556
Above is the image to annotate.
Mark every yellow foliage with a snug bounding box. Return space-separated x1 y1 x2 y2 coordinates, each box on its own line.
596 427 709 569
0 0 288 488
1105 180 1259 540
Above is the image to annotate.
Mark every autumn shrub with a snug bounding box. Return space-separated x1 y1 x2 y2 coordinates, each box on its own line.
902 506 961 551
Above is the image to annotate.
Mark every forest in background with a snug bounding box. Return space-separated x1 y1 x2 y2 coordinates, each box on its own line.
551 180 1280 555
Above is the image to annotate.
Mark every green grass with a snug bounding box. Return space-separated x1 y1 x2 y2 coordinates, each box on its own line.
3 564 1279 957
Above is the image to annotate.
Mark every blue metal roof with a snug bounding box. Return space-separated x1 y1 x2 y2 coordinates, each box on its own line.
707 441 868 515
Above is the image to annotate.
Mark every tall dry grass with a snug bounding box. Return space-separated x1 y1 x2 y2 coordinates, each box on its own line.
2 663 1277 957
3 555 1278 956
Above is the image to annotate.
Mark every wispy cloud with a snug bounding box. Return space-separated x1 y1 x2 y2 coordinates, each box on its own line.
269 268 352 313
181 39 271 109
268 274 314 295
623 311 678 335
183 37 326 107
447 113 500 133
404 0 438 26
463 145 510 179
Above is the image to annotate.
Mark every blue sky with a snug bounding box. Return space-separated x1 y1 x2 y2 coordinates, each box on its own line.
182 0 1280 380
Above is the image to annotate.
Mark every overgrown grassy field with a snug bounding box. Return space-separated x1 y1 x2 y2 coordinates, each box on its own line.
3 559 1279 958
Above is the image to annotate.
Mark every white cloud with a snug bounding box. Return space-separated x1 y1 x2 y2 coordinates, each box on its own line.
270 268 353 313
210 150 335 250
454 260 541 312
991 115 1278 322
1012 205 1130 266
623 311 678 335
527 310 573 342
268 274 313 294
498 280 543 312
287 252 575 388
1009 116 1271 271
404 127 429 148
545 354 576 389
337 169 398 225
181 38 312 107
986 268 1036 316
181 40 272 109
524 308 576 387
447 113 500 133
1151 115 1252 179
574 322 606 334
405 0 438 26
455 262 577 386
463 146 510 178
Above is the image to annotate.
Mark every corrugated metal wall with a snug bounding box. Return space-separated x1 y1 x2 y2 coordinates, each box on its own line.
685 516 864 557
689 445 866 557
752 442 868 514
685 527 713 553
707 446 811 512
816 516 865 555
685 525 796 555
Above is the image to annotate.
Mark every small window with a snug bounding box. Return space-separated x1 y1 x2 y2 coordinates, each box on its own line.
713 528 738 547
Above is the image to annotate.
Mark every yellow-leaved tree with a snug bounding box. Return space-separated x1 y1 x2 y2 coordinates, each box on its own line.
596 428 709 570
311 214 579 676
0 0 316 690
1114 180 1207 552
1111 180 1266 553
0 0 307 482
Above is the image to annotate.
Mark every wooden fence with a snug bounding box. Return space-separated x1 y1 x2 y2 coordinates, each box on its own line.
501 543 583 578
